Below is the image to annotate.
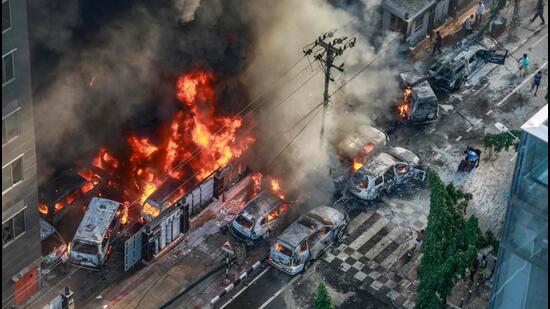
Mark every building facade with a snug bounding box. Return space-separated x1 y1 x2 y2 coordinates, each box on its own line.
489 105 548 309
2 0 42 307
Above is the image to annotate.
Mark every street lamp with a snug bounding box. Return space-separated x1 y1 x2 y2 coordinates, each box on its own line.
495 122 520 140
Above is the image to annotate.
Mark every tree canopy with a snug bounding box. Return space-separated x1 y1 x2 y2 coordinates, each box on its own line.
416 171 482 309
483 130 521 153
315 282 334 309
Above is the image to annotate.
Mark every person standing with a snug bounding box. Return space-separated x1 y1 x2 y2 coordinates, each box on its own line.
475 1 486 25
519 54 530 78
464 15 474 37
432 31 443 55
531 71 543 96
531 0 546 25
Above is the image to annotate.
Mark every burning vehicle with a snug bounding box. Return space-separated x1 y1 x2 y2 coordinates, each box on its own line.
397 72 439 124
268 206 347 275
38 170 88 224
330 125 389 183
348 147 426 202
428 34 508 92
69 197 123 270
230 190 290 245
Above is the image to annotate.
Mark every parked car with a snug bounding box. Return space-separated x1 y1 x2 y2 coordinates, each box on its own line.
268 206 348 275
40 219 67 269
70 197 122 270
348 147 426 202
230 191 290 246
329 125 389 183
398 72 439 124
428 34 508 92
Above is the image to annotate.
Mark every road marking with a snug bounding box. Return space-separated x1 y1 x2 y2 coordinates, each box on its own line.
486 110 493 115
531 33 548 48
365 228 402 260
496 61 548 107
257 275 300 309
349 218 389 250
348 212 374 235
466 127 473 132
218 267 270 309
456 136 463 141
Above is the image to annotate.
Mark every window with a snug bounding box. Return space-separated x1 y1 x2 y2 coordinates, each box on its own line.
414 14 425 33
2 50 15 85
2 0 10 32
2 208 26 247
375 176 384 186
2 108 20 145
2 156 23 193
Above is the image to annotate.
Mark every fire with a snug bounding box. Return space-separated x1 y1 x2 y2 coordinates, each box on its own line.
270 179 285 200
39 203 48 215
140 182 158 204
353 144 375 171
128 135 158 163
54 202 64 212
252 173 263 195
142 202 160 219
398 87 413 119
121 203 129 225
67 242 71 255
274 242 284 253
92 148 120 170
353 161 363 171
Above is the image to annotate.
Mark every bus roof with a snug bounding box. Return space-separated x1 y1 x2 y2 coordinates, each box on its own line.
241 191 282 218
73 197 121 243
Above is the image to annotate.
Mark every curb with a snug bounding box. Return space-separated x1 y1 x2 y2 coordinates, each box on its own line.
209 261 263 305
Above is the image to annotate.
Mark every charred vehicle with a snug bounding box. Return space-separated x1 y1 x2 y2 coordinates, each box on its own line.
268 206 348 275
40 219 67 268
38 170 87 224
70 197 122 270
428 35 508 92
330 125 389 183
397 72 439 124
348 147 426 202
230 190 290 245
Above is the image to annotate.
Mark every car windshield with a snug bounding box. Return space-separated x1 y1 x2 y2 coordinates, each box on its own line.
73 241 98 255
235 215 254 230
439 68 453 79
298 216 318 230
351 171 369 188
273 242 293 257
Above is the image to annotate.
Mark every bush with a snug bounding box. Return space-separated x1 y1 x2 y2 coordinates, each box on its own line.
315 282 334 309
483 131 521 153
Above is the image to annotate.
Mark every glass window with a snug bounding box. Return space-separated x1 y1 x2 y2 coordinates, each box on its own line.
2 209 25 247
2 165 10 192
2 109 20 144
2 156 23 192
13 209 25 236
2 51 15 85
375 176 384 186
2 219 14 246
2 0 10 32
414 14 424 32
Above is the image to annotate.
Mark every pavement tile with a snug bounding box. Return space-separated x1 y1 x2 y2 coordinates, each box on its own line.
344 247 355 255
388 290 400 300
340 262 352 272
336 244 348 252
385 280 397 289
378 276 389 284
336 252 349 261
351 251 363 261
324 252 336 263
354 271 368 281
368 271 381 280
371 280 384 291
345 256 356 265
396 295 407 305
404 299 416 309
352 261 365 271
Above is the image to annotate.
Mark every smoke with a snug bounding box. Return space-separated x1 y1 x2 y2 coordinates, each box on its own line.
242 0 403 203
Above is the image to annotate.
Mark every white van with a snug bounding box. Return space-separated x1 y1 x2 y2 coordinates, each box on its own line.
70 197 122 270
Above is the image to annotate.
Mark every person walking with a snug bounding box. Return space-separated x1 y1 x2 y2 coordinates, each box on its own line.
464 15 474 37
432 31 443 55
519 54 530 78
531 0 546 25
475 1 486 25
531 71 543 96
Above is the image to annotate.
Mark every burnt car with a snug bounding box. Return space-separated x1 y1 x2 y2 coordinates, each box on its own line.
428 34 508 92
38 170 87 224
40 219 68 269
348 147 426 202
329 125 389 183
268 206 348 275
397 72 439 124
230 191 290 245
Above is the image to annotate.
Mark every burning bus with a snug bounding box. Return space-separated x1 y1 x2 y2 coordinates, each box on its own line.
330 125 389 184
348 147 426 202
69 197 123 270
397 72 439 124
230 190 290 245
268 206 347 275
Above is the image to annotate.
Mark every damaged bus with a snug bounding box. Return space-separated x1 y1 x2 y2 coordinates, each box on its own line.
69 197 122 270
268 206 348 275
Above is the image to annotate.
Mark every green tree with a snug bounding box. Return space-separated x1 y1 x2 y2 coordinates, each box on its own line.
416 171 482 309
483 130 521 153
315 282 333 309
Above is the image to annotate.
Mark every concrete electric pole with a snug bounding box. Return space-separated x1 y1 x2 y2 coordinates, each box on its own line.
304 31 356 147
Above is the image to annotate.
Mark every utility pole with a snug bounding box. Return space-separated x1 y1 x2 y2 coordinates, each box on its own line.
304 31 356 147
509 0 521 41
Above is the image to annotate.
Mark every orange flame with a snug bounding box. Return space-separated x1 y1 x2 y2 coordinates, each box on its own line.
121 203 129 225
270 179 285 200
54 202 64 212
39 203 48 215
398 87 413 119
142 202 160 219
252 173 263 195
353 161 363 171
128 135 158 163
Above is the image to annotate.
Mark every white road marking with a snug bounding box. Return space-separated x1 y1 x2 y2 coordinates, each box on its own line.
496 61 548 107
486 110 493 115
349 218 389 250
219 267 270 309
456 136 463 141
531 33 548 48
466 127 473 132
257 275 300 309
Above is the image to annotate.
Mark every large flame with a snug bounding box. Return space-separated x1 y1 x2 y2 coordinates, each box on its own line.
398 87 413 119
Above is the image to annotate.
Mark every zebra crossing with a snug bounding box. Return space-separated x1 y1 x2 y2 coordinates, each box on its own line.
321 200 429 309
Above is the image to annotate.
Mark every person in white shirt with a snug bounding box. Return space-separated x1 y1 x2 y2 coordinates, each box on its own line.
475 1 486 25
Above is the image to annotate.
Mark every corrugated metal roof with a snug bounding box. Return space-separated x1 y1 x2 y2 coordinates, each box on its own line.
73 197 121 243
382 0 436 21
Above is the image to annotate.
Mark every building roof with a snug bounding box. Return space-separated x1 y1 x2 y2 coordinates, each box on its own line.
73 197 121 243
521 104 548 143
382 0 436 21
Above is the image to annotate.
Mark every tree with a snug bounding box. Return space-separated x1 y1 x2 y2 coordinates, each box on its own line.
483 130 521 160
315 282 334 309
416 171 482 309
